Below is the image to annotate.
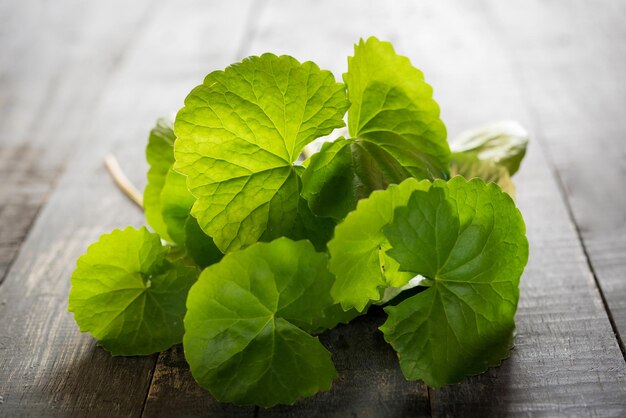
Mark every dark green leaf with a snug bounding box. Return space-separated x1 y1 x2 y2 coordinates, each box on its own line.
184 216 223 268
184 238 348 406
380 177 528 387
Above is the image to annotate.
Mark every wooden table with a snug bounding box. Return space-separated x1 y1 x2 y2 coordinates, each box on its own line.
1 0 625 416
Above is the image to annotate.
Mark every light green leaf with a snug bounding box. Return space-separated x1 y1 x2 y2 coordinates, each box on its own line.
161 168 195 244
328 178 431 312
144 118 176 242
301 37 451 220
450 120 528 176
450 152 516 196
344 37 450 179
184 238 348 406
144 117 200 246
142 118 224 266
380 177 528 387
174 53 349 252
68 226 198 356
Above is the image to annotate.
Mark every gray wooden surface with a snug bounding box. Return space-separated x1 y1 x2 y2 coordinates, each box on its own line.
1 0 625 416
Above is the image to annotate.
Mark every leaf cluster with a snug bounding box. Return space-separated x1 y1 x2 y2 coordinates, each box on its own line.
68 37 529 407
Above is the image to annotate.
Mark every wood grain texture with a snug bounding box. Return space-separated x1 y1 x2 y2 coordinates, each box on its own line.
482 0 626 351
142 345 254 418
0 146 50 281
0 0 255 415
0 0 156 284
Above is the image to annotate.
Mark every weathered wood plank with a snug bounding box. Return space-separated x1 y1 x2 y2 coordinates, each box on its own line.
142 345 254 418
0 0 161 412
385 0 626 414
484 0 626 351
0 146 49 280
0 0 156 284
0 0 255 415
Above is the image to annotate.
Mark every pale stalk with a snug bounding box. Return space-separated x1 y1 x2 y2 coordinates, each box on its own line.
104 154 144 209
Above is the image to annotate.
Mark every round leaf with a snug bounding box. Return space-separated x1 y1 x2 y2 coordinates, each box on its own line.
68 226 198 356
184 238 347 407
174 54 349 252
380 177 529 387
344 37 450 179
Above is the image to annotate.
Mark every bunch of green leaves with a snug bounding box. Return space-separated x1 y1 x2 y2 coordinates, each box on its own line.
68 37 529 407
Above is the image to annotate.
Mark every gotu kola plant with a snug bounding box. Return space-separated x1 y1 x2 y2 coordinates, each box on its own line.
68 37 529 407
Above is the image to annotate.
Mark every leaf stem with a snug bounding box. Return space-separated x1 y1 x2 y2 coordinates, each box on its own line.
104 154 144 209
300 144 314 161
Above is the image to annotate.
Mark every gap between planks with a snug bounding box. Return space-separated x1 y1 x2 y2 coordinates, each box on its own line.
520 87 626 360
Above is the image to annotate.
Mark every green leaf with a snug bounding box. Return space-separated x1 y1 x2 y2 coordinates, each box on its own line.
184 238 347 406
144 118 177 242
301 137 416 220
344 37 450 179
450 152 516 196
184 216 223 268
450 120 528 176
328 178 432 312
290 196 337 252
379 177 529 387
161 168 195 244
144 117 199 246
301 37 452 220
143 118 224 266
286 166 337 251
68 226 198 356
174 53 349 252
